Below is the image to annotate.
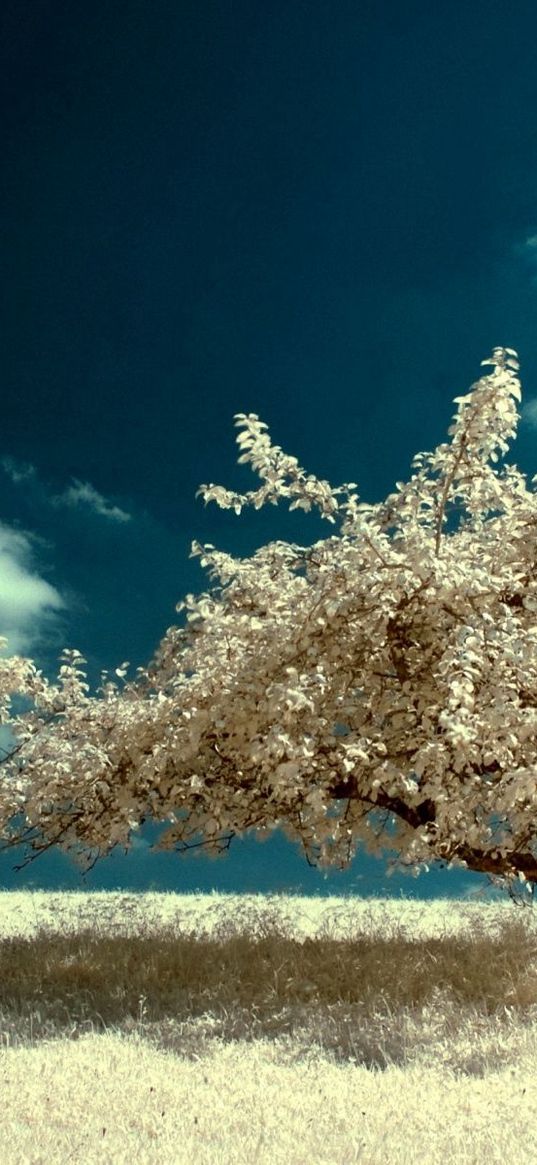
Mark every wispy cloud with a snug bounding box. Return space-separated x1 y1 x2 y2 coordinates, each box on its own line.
521 399 537 429
1 456 131 523
515 233 537 284
0 523 64 654
1 456 37 485
54 479 131 523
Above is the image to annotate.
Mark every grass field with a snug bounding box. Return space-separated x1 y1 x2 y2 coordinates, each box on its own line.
0 888 536 1163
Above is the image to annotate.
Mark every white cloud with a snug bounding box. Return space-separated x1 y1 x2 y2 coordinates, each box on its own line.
521 399 537 429
1 456 37 485
515 233 537 282
54 479 131 523
128 834 150 850
0 523 64 654
515 233 537 260
0 455 131 523
512 233 537 283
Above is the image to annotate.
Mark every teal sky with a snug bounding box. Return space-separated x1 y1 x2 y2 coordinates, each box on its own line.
1 0 537 901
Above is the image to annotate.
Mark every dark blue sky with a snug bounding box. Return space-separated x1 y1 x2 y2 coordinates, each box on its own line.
1 0 537 900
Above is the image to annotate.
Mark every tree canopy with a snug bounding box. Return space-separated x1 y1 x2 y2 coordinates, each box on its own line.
1 346 536 898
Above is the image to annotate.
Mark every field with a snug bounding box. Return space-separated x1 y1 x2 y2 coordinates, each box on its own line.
0 888 536 1163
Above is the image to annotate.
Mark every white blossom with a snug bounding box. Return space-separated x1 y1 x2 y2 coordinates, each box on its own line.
0 348 536 894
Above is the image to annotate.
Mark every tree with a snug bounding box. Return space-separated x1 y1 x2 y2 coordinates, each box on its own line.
1 346 537 898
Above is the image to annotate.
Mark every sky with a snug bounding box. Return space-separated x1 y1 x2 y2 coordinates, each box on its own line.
1 0 537 901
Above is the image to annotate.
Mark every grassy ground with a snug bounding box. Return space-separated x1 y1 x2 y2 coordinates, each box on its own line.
0 889 536 1163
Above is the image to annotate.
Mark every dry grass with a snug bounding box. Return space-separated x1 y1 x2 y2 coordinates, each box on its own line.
0 889 536 1162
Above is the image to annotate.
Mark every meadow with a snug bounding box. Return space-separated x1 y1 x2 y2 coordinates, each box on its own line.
0 887 536 1163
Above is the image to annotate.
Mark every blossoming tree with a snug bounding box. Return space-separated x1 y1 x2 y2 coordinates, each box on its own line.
1 346 537 896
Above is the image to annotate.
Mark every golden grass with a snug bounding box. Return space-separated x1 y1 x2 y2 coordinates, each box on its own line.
0 889 536 1163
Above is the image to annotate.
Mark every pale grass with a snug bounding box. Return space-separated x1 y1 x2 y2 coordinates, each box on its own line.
0 889 536 1163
